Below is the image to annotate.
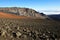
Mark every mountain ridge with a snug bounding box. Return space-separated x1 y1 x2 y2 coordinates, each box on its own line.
0 7 48 19
48 14 60 21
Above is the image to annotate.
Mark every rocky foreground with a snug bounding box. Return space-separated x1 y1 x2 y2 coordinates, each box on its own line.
0 18 59 40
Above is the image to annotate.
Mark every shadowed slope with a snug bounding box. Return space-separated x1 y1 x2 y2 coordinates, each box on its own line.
48 14 60 21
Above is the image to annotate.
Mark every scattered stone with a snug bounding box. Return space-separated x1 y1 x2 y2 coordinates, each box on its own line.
27 29 30 33
5 24 8 26
16 32 22 37
0 33 1 36
23 35 27 38
23 28 27 32
35 30 39 35
0 18 59 40
43 33 46 36
28 32 31 36
12 32 17 38
1 29 6 37
17 26 20 30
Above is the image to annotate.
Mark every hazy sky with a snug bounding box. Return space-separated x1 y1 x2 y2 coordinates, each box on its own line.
0 0 60 14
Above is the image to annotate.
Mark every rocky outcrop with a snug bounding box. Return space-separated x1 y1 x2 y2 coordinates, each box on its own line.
0 7 48 19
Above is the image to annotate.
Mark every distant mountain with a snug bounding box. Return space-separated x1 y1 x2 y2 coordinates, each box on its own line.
48 14 60 21
0 7 48 19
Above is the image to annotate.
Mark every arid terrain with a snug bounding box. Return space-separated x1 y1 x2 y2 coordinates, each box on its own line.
0 12 28 19
0 7 60 40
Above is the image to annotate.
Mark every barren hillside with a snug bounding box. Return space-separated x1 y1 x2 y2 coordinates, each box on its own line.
0 7 48 19
0 7 59 40
0 12 28 19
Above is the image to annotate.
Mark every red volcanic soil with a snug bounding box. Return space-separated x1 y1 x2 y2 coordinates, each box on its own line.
0 12 28 19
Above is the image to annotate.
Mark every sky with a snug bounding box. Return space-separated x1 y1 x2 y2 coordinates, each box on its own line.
0 0 60 15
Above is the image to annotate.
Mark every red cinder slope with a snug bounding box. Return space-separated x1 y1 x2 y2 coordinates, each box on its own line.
0 12 27 19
